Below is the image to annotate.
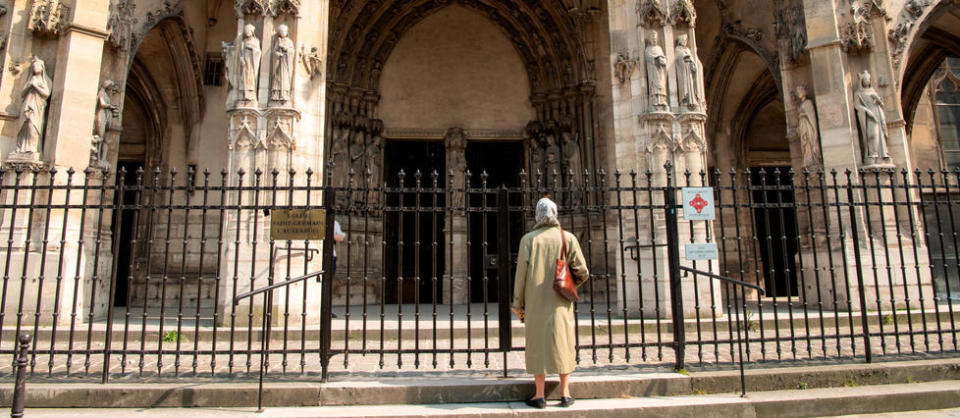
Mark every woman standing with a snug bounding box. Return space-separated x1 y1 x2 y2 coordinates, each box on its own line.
512 198 589 409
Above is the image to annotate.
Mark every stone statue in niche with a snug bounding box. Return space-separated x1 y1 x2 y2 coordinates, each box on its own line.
445 127 467 207
644 32 668 111
331 111 352 182
15 57 52 157
223 24 261 108
794 85 821 168
854 70 891 166
366 119 384 187
542 121 562 184
91 80 121 166
675 34 702 111
526 121 544 177
559 116 580 179
270 24 295 104
349 115 368 173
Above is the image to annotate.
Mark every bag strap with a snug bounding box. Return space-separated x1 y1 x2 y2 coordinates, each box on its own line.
559 228 567 260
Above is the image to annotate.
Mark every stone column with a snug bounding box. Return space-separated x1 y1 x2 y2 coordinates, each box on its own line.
609 0 718 319
219 0 326 325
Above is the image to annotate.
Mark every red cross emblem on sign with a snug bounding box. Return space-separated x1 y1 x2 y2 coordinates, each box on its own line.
688 193 709 214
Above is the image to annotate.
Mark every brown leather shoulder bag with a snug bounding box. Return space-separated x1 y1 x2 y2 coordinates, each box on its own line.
553 229 578 302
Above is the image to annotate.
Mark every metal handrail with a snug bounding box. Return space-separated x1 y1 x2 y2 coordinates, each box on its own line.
680 265 762 397
233 270 324 304
680 266 765 295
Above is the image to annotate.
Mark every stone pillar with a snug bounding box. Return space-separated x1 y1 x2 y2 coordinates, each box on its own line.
609 0 719 319
219 0 327 325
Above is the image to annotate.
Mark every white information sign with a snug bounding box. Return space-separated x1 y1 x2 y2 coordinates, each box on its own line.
682 187 715 221
685 243 719 261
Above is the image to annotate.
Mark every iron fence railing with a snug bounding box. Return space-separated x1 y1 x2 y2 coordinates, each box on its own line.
0 163 957 382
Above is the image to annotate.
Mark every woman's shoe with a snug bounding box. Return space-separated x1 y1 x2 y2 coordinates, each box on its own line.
525 397 546 409
559 396 575 407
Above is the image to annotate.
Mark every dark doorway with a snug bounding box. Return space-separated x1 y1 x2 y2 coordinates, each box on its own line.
383 140 446 304
750 167 799 298
465 141 525 304
113 160 145 307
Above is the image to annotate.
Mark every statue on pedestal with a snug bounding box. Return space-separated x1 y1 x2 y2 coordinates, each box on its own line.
675 34 702 111
645 32 668 111
854 70 891 166
795 85 821 168
223 24 261 108
92 80 121 166
270 24 295 104
15 57 52 157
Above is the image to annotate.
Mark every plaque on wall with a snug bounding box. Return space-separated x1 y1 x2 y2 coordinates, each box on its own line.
270 209 326 241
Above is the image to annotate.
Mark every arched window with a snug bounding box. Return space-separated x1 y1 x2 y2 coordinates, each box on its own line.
934 57 960 168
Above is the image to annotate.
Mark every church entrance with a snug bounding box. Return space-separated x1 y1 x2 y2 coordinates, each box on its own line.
383 140 447 304
465 141 525 304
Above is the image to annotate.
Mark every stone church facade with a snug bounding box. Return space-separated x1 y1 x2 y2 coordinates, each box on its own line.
0 0 959 323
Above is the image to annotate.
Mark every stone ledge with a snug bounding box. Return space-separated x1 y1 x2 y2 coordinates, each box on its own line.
0 358 957 408
15 380 960 417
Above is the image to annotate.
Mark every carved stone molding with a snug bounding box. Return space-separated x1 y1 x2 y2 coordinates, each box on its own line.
107 0 137 51
841 0 885 54
29 0 70 38
645 123 676 153
228 108 262 150
384 128 525 140
671 0 696 25
270 0 300 17
889 0 933 68
235 0 268 16
637 0 669 28
265 107 300 150
775 1 808 64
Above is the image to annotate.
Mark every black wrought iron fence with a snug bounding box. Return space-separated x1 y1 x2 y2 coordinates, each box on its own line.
0 163 957 382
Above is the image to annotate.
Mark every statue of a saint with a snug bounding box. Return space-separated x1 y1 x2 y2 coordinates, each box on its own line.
270 24 295 104
559 116 580 177
543 121 562 184
223 24 261 108
675 34 702 111
92 80 121 165
854 70 890 166
526 121 544 178
645 32 668 111
349 115 368 170
16 56 52 156
795 85 821 168
366 119 384 188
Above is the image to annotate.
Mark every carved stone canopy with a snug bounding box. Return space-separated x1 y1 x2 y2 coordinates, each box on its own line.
637 0 669 27
29 0 70 38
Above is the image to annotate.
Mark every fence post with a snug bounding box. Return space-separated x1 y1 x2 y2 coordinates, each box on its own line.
664 162 686 371
846 171 872 363
319 163 336 382
496 186 512 377
11 333 29 418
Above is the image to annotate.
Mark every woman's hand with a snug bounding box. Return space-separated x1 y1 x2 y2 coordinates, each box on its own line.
511 307 525 321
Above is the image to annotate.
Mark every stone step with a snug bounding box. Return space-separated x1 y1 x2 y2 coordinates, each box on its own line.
4 307 956 344
13 380 960 417
1 358 958 408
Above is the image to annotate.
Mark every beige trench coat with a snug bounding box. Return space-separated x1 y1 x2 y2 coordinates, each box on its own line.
512 225 589 375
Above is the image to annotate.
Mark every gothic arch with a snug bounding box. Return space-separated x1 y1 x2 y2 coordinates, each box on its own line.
897 1 960 131
327 0 592 102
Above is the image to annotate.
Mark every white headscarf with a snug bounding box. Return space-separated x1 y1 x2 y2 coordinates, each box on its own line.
534 197 560 229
